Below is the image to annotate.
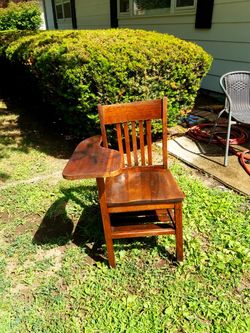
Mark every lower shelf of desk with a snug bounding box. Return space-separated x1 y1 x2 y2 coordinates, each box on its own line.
111 223 175 239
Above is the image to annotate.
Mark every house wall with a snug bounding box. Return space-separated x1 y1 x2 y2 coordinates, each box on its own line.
41 0 250 92
43 0 110 30
118 0 250 92
39 0 47 30
76 0 110 29
43 0 55 29
57 18 73 30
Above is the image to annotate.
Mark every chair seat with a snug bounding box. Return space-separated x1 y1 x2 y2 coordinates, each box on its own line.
233 109 250 124
106 167 185 207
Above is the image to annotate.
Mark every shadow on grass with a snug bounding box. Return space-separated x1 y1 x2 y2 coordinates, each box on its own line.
33 185 176 265
0 98 79 160
33 197 74 246
0 67 82 160
0 171 10 182
33 185 106 263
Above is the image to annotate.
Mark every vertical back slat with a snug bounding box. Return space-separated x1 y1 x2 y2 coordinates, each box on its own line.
98 105 108 148
139 120 145 166
162 97 168 167
116 123 124 166
124 122 132 166
146 120 152 165
99 98 168 168
131 122 138 166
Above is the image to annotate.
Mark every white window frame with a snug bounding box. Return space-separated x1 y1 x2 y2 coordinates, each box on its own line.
118 0 132 17
55 0 72 20
118 0 196 18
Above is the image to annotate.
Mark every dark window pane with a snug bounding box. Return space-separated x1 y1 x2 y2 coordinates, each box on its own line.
120 0 129 12
63 2 71 18
176 0 194 7
56 4 63 19
135 0 170 10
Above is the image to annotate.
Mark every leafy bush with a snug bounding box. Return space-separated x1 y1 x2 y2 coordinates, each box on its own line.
0 29 212 136
0 1 41 31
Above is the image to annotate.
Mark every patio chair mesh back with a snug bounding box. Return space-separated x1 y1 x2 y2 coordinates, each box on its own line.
221 71 250 124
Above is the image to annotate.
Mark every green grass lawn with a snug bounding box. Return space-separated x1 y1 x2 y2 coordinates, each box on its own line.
0 104 249 333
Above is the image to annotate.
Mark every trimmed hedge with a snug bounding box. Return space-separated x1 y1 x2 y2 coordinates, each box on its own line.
0 1 41 31
0 29 212 136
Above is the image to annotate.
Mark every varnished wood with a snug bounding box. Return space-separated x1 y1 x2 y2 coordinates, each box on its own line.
62 135 122 180
106 167 185 207
123 122 132 166
131 122 138 166
98 106 108 148
162 97 168 167
175 202 183 261
99 99 163 125
108 203 175 214
139 120 145 166
111 223 175 238
146 120 152 165
63 97 185 267
96 178 116 268
116 123 124 166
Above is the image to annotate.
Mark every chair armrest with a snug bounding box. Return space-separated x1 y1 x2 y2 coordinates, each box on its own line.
62 135 123 180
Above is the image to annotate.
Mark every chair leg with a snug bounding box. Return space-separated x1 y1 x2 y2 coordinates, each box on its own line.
224 117 232 167
96 178 116 268
175 202 183 262
102 214 116 268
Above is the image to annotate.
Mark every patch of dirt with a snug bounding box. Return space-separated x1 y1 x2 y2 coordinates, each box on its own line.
0 212 11 224
9 283 34 301
35 247 65 276
14 214 42 236
6 246 66 300
0 171 64 190
235 272 250 294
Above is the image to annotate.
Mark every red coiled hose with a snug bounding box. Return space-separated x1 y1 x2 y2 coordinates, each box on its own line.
187 123 250 176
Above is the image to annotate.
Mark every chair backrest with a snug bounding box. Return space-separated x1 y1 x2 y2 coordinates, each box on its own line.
220 71 250 123
98 97 168 168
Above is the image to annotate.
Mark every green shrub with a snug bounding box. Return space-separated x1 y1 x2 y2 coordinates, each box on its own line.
0 29 212 136
0 1 41 31
0 30 35 56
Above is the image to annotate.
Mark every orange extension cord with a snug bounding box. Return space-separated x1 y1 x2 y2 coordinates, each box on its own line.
187 123 250 176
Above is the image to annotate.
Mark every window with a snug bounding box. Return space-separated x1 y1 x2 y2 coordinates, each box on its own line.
119 0 195 16
176 0 194 7
135 0 171 10
119 0 130 13
134 0 171 15
55 0 71 19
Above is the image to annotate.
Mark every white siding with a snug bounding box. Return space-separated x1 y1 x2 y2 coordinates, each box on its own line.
39 0 47 30
76 0 110 29
42 0 110 30
118 0 250 92
57 18 73 30
43 0 73 29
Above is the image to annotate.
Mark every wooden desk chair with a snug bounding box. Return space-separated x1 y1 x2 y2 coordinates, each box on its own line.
63 98 185 267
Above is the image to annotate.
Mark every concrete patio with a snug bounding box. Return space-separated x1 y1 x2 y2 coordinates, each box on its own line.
168 107 250 196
